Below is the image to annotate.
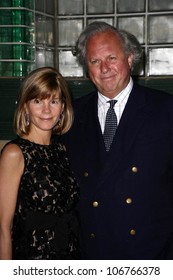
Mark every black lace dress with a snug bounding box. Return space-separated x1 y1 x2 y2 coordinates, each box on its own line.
9 138 80 260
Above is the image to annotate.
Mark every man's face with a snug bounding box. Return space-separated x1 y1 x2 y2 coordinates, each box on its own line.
86 31 133 98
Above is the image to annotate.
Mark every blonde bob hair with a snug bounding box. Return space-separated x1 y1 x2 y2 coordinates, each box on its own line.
14 67 73 136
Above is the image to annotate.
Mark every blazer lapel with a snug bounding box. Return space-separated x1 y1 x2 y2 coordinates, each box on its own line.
99 83 148 182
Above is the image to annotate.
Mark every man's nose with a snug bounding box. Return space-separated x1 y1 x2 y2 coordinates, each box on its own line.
100 60 109 73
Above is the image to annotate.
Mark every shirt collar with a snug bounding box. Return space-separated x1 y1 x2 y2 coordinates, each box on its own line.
98 77 133 107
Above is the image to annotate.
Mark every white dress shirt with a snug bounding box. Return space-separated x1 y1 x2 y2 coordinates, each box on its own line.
98 77 133 133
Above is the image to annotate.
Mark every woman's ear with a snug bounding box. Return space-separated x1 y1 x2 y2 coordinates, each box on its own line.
24 103 28 114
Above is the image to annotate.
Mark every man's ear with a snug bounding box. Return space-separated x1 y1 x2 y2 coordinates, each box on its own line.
128 53 133 69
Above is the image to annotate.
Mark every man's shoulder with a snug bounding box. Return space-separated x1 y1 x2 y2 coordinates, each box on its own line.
73 91 97 108
75 90 97 101
134 81 173 101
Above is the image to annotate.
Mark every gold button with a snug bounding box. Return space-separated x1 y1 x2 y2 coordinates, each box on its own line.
132 166 138 173
92 201 99 207
90 233 96 239
126 198 132 204
130 229 136 235
84 172 89 177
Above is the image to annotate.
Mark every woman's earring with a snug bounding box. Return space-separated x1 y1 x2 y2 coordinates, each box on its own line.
57 112 64 126
57 118 61 127
53 112 64 130
25 113 30 127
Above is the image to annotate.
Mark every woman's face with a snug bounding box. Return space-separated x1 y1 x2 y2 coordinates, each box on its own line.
25 93 64 133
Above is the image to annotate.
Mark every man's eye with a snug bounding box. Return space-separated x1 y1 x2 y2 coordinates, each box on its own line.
109 56 116 61
91 59 99 64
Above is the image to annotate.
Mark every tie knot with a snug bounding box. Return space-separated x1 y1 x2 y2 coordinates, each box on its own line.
107 100 117 109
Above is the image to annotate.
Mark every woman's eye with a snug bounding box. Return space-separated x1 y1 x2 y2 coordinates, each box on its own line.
51 99 60 104
33 98 41 104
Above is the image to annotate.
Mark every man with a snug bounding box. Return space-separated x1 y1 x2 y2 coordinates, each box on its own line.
61 21 173 259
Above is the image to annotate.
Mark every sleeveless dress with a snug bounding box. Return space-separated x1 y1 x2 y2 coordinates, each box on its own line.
8 138 80 260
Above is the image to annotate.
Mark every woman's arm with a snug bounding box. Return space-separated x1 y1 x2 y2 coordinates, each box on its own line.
0 143 24 259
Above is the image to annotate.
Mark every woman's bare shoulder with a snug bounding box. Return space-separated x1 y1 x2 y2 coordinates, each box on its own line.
0 143 23 162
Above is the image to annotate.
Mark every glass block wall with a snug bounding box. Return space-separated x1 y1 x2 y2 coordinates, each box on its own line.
0 0 173 78
57 0 173 77
35 0 55 69
0 0 35 77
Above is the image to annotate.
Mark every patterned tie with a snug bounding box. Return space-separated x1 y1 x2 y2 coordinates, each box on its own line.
103 100 117 152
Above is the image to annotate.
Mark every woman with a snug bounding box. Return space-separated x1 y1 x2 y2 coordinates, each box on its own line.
0 67 79 260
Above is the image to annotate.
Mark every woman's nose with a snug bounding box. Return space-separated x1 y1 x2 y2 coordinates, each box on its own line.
43 102 51 112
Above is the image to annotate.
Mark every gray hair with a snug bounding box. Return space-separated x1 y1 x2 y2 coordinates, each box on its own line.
75 21 142 73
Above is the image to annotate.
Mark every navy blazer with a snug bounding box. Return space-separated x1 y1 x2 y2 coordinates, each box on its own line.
60 82 173 260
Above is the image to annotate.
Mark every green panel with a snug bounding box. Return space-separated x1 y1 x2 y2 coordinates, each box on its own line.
0 78 22 139
67 78 173 98
137 78 173 95
0 77 173 139
67 79 96 99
